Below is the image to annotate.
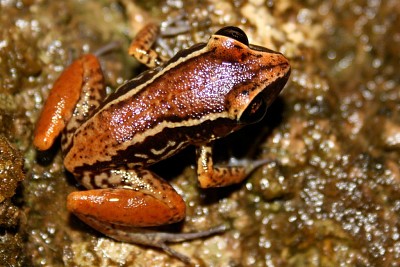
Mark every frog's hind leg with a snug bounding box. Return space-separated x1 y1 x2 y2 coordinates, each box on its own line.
34 54 105 151
61 55 106 152
67 168 224 262
68 169 187 228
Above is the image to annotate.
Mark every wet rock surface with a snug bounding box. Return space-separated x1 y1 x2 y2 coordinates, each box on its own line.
1 0 399 266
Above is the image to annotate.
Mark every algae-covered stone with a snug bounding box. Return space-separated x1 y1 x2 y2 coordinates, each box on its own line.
0 135 25 267
2 0 400 266
0 136 24 204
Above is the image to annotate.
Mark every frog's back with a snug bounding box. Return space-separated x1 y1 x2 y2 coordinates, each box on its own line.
63 35 290 174
63 51 240 173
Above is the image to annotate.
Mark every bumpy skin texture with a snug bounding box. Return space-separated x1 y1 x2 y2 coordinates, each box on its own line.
64 35 290 175
34 26 290 262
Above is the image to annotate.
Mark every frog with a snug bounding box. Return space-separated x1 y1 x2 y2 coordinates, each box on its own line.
33 24 291 262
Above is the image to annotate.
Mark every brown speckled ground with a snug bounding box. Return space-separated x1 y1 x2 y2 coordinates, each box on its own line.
1 0 399 266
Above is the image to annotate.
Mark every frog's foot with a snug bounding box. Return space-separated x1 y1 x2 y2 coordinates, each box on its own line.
76 215 227 263
224 157 272 169
196 144 271 188
93 41 121 57
159 13 191 37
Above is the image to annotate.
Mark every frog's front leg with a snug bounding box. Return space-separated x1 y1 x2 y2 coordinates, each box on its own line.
128 23 167 68
196 143 267 188
67 168 225 262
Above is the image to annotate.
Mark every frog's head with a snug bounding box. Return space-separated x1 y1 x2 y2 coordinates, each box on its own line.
208 26 291 125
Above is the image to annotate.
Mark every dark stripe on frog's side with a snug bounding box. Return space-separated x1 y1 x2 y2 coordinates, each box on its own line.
70 117 239 177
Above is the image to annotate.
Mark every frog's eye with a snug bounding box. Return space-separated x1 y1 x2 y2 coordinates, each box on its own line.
239 95 267 124
215 26 249 46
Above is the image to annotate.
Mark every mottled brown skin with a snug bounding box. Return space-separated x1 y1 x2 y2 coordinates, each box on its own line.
34 25 290 262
